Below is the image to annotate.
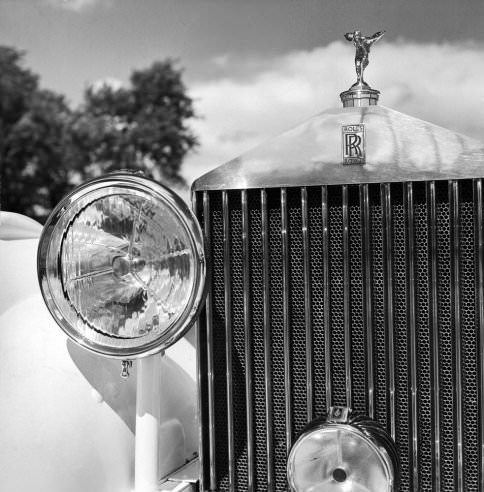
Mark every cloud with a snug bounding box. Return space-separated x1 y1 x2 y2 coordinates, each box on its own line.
182 41 484 187
45 0 112 12
89 77 124 92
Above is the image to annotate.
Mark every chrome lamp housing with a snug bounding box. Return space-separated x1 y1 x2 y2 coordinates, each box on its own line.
38 172 206 359
287 407 399 492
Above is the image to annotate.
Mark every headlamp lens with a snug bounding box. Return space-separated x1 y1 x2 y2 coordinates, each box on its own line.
60 192 194 339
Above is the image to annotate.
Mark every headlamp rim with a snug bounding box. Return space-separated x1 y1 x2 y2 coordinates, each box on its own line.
37 172 206 359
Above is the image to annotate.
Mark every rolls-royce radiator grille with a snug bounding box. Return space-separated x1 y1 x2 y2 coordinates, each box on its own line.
194 179 484 491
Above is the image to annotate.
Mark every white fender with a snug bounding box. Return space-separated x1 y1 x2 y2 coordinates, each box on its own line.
0 216 198 492
0 211 43 240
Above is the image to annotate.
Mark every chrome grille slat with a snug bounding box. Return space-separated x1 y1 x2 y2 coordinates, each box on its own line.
193 192 206 491
405 182 419 490
342 185 352 407
329 187 346 407
197 179 482 491
322 185 332 412
450 181 464 492
241 190 255 491
309 189 328 418
428 181 441 490
349 185 366 415
202 191 217 491
280 188 293 452
360 183 375 419
222 191 235 491
301 188 314 422
477 178 484 491
460 180 479 491
260 189 275 491
382 183 396 441
371 185 387 429
392 183 411 490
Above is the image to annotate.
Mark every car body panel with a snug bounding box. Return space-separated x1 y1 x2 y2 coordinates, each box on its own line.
0 222 198 491
0 211 43 241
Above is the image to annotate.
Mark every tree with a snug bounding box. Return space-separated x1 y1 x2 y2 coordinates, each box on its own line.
0 47 38 137
0 48 198 223
67 60 197 186
0 47 73 221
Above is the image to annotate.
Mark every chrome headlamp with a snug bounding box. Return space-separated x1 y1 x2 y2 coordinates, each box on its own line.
287 407 399 492
38 172 206 358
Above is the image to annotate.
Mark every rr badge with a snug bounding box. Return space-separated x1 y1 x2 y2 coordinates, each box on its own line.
342 124 366 165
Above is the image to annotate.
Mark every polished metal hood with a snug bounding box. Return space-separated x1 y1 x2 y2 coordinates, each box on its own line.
192 104 484 192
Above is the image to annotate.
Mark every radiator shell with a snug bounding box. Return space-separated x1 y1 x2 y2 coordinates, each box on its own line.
193 105 484 491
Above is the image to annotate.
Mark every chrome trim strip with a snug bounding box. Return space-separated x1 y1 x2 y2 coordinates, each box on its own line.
428 181 441 490
202 191 217 490
191 189 196 216
222 191 235 491
261 189 275 491
302 187 314 422
342 185 352 407
161 456 200 484
476 179 484 491
381 183 396 441
322 185 332 412
159 482 196 492
241 190 255 491
360 184 374 418
193 193 205 491
194 317 205 490
281 188 293 452
406 182 419 490
450 180 463 491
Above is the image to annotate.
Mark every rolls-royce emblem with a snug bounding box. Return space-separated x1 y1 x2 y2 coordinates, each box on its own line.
342 124 366 165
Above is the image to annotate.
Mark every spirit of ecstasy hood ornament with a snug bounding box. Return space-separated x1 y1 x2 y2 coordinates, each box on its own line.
340 29 385 107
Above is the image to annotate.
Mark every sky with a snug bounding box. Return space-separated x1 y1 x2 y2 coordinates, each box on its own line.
1 0 484 191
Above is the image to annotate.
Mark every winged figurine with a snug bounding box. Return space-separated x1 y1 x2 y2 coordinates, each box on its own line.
344 30 385 87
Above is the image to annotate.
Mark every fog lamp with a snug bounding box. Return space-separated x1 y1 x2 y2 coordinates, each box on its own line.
287 407 399 492
38 172 205 358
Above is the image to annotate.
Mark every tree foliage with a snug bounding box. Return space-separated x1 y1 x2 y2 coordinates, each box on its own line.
67 61 197 185
0 47 72 219
0 48 197 223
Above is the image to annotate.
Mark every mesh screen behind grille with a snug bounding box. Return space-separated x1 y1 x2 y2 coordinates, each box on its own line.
196 179 483 491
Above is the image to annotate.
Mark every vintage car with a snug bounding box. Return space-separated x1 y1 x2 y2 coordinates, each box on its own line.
2 32 484 491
